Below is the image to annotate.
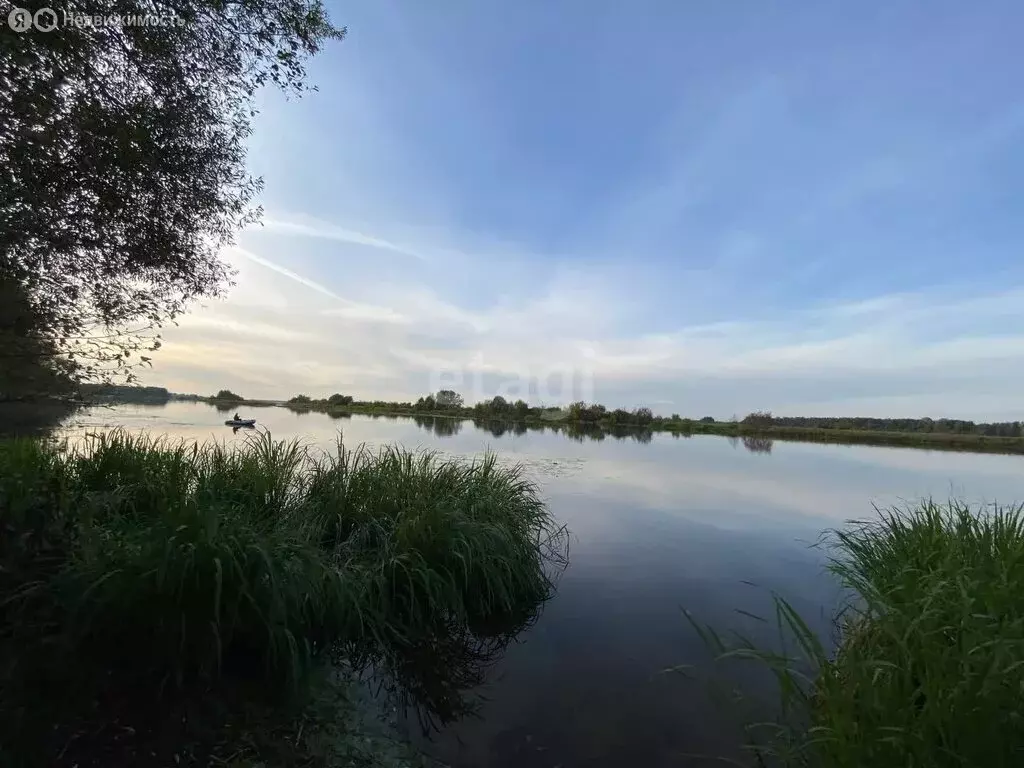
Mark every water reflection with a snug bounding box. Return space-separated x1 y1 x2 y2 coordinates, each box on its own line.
49 401 1024 768
371 594 551 733
134 403 774 455
742 436 774 454
0 400 79 437
559 422 656 444
414 415 464 437
359 518 569 736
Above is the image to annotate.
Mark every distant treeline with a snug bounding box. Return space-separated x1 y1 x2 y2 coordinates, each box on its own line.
192 388 1024 453
79 384 170 403
216 388 1022 438
738 410 1023 438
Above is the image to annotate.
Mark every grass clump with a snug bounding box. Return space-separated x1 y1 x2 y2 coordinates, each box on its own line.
689 499 1024 767
0 430 565 766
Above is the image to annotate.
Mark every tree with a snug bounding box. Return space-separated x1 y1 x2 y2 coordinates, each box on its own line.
1 1 344 392
742 411 774 428
567 402 606 423
0 277 76 400
327 393 354 406
609 408 631 425
288 394 312 405
435 389 464 409
633 407 653 426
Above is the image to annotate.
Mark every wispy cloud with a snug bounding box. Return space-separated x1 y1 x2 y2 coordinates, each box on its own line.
154 235 1024 421
257 215 429 261
232 247 342 301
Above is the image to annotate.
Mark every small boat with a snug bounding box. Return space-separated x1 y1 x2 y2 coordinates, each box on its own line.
225 419 257 427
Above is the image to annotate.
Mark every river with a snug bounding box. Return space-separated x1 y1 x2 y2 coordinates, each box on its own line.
57 401 1024 767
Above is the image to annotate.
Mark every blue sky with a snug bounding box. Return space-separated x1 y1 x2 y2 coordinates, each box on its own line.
154 1 1024 419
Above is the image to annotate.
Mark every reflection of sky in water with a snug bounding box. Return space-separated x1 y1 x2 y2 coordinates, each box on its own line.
59 404 1024 767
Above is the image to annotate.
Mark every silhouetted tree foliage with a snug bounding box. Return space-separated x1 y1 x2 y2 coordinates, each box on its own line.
213 389 243 402
327 393 354 406
700 416 716 423
287 394 313 406
435 390 464 409
1 0 344 392
0 277 75 400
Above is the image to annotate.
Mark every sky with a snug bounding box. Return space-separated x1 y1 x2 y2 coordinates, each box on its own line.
150 0 1024 420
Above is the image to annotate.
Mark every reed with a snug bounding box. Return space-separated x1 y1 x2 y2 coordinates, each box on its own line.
0 430 565 764
687 499 1024 767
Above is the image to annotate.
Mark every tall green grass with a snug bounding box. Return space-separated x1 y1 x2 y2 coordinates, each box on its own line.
689 499 1024 767
0 430 566 764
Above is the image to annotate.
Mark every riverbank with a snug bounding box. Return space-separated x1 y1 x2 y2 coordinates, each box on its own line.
0 431 566 765
692 499 1024 766
201 396 1024 455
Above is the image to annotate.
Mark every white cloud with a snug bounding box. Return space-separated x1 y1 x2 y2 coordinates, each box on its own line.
143 228 1024 422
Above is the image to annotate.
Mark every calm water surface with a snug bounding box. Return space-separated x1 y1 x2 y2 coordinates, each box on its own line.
61 403 1024 767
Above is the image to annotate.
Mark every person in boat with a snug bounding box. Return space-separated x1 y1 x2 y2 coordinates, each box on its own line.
233 412 241 421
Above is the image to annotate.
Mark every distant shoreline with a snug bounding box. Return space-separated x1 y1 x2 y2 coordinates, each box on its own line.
190 396 1024 456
